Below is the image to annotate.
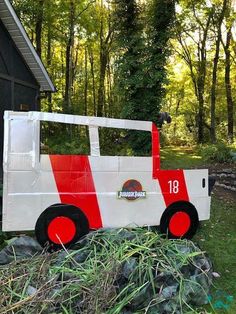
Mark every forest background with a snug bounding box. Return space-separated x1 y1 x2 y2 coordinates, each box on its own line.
12 0 235 156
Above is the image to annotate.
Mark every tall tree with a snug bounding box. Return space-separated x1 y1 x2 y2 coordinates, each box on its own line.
176 1 213 143
64 0 75 113
88 48 97 116
35 0 45 57
210 0 227 143
97 0 113 117
84 46 88 116
222 0 234 143
148 0 175 123
114 0 175 154
114 0 146 153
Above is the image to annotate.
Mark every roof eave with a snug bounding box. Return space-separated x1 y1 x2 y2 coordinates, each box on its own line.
0 0 56 92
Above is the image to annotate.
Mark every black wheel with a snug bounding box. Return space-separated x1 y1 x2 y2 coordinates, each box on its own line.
160 201 199 239
35 204 89 251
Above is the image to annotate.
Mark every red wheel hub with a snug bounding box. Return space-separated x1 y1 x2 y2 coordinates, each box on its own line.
169 211 191 237
47 216 76 244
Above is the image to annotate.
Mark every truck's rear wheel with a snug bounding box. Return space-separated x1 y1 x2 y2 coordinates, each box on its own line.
160 201 199 239
35 204 89 251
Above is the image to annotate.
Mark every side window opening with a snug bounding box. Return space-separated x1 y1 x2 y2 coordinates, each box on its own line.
40 122 90 155
99 128 151 157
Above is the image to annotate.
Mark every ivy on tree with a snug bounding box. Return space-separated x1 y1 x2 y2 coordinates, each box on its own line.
114 0 175 155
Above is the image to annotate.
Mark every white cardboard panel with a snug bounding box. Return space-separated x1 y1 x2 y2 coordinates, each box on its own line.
5 111 152 131
89 156 166 227
3 111 212 233
2 155 60 231
89 156 119 172
10 120 33 153
89 126 100 157
189 197 211 220
119 157 152 172
184 169 208 197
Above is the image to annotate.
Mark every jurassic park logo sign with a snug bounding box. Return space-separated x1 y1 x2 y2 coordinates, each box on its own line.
118 179 146 201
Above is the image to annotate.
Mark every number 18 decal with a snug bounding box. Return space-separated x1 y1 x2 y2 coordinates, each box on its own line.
168 180 179 194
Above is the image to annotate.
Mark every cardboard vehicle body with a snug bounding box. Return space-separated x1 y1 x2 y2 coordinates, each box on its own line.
2 111 210 233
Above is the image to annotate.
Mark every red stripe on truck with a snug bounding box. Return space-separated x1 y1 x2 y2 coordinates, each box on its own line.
152 123 160 179
157 170 189 207
49 155 102 229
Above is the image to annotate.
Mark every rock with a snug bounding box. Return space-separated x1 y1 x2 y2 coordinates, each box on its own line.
0 236 42 265
72 249 90 264
128 285 153 310
212 272 220 278
161 285 178 299
26 285 37 296
0 231 214 313
122 258 138 279
221 169 233 174
159 299 182 314
53 250 70 267
187 273 211 305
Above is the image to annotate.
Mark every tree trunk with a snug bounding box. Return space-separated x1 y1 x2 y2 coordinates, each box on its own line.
196 44 207 144
97 0 113 117
210 0 227 143
197 12 212 143
224 29 234 143
97 49 107 117
173 99 181 138
177 6 212 143
47 22 52 111
197 87 205 143
64 0 75 113
35 0 45 57
97 15 106 117
89 49 97 116
107 55 113 117
84 47 88 116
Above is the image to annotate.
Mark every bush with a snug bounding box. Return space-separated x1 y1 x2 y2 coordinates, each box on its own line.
199 143 232 163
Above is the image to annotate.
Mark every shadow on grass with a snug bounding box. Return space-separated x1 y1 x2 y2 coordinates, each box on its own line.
161 146 203 170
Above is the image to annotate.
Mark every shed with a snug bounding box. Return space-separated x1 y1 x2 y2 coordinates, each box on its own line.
0 0 55 179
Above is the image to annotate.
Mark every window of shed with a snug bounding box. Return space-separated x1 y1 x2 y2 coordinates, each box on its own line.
40 122 90 155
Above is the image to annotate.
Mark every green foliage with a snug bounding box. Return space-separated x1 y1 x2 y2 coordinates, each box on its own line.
11 0 235 148
41 122 90 155
114 0 175 155
199 143 233 163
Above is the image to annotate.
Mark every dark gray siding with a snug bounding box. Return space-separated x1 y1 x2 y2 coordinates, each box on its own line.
0 20 40 180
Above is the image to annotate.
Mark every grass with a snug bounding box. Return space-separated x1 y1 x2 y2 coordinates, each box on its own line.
161 146 203 169
195 198 236 314
162 146 236 314
0 229 212 313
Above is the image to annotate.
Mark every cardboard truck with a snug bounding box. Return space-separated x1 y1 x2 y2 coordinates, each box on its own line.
2 111 213 249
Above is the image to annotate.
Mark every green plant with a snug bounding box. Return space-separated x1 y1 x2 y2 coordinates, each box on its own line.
199 143 232 163
0 229 213 314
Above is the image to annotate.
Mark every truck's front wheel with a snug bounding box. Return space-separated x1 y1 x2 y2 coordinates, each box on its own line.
35 204 89 251
160 201 199 239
